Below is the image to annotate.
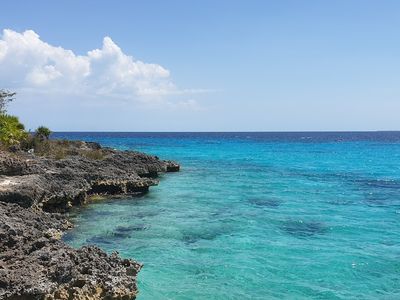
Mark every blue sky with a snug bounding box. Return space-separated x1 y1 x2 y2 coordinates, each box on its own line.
0 0 399 131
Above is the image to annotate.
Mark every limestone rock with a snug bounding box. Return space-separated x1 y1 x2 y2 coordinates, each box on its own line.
0 141 180 299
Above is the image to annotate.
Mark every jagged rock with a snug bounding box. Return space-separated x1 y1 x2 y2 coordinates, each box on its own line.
0 141 180 299
0 202 142 300
0 142 179 211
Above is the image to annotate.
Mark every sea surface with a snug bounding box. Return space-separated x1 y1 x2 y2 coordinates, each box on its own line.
58 132 400 299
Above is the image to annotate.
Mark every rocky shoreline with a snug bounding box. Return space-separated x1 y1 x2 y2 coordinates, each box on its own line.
0 141 179 299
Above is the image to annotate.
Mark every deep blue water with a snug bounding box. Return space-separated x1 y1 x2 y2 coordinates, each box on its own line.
58 132 400 299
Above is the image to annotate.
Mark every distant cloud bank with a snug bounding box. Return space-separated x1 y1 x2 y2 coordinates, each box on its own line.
0 29 180 101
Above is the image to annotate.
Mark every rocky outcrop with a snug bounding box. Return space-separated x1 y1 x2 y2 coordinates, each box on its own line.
0 141 179 299
0 142 179 211
0 202 142 300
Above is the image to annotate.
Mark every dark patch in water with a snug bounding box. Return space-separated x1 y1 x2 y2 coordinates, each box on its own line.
360 179 400 207
115 224 149 233
282 169 355 183
280 168 400 208
132 211 160 219
248 198 281 208
111 231 130 239
181 225 232 244
85 225 149 245
283 168 400 190
356 179 400 190
281 220 327 238
363 192 396 207
182 232 219 244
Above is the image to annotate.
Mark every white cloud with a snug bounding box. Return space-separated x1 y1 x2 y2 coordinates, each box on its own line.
0 29 183 100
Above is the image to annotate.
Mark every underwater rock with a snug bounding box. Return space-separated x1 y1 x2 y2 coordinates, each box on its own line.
85 225 150 246
248 197 281 208
181 224 232 244
115 224 149 233
356 178 400 190
281 219 327 238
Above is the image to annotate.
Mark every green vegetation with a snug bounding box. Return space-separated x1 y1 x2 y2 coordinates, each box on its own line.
0 89 52 151
0 114 28 147
33 139 106 160
35 126 52 141
81 149 105 160
0 90 27 147
0 89 106 160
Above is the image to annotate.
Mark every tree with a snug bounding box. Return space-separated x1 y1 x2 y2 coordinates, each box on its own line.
0 90 16 114
35 126 52 141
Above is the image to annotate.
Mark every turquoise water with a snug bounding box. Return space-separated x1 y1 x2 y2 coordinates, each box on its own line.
60 132 400 299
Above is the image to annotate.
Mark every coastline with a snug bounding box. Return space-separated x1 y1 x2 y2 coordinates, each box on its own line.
0 140 179 299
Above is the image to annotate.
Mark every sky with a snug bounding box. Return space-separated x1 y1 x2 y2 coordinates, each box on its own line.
0 0 399 131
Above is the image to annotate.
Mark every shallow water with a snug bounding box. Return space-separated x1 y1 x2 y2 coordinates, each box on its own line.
59 132 400 299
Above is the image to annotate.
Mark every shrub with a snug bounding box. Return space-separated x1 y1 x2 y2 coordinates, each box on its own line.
35 126 52 141
0 114 28 146
81 149 105 160
54 148 66 160
33 140 65 158
0 90 28 148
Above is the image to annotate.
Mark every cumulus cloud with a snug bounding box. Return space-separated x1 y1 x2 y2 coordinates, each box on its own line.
0 29 182 100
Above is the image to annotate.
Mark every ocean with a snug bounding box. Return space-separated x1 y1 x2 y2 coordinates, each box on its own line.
57 132 400 299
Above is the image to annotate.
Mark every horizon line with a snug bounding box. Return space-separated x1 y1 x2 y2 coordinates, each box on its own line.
50 130 400 133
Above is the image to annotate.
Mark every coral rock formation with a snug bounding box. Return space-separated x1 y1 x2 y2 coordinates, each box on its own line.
0 141 179 299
